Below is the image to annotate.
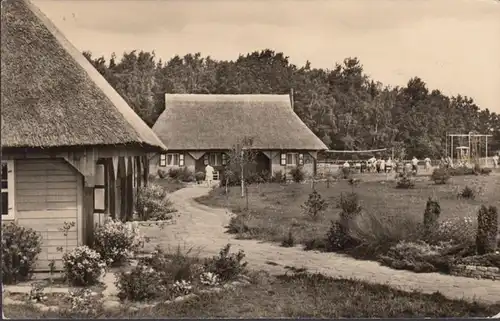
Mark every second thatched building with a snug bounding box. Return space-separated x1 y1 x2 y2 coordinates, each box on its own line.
150 94 328 180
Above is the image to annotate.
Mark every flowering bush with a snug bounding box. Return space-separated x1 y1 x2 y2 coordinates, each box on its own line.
62 246 106 286
2 222 42 284
65 288 103 317
135 183 176 221
172 280 193 296
432 216 476 245
115 263 165 301
93 219 145 266
200 272 219 286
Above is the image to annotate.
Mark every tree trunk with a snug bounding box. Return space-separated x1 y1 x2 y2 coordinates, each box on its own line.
240 150 245 198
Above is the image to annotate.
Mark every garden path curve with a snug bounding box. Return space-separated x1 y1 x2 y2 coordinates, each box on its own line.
160 185 500 304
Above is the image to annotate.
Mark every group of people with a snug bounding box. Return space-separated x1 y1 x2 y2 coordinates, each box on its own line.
342 156 433 175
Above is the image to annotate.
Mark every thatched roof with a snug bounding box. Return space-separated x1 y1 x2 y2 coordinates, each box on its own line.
0 0 166 151
153 94 328 151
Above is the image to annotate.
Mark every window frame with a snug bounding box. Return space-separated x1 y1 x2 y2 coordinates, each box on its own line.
94 160 107 214
159 154 167 167
281 152 304 166
1 160 15 220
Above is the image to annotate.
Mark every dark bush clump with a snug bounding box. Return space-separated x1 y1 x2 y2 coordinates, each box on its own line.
204 244 247 281
195 171 205 183
2 223 42 284
476 205 498 255
457 185 475 200
423 197 441 240
168 167 195 182
281 230 295 247
430 168 450 184
289 166 305 183
157 169 168 179
396 174 415 189
270 170 286 183
302 190 328 221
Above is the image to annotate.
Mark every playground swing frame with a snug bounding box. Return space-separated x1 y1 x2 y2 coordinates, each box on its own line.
445 133 493 166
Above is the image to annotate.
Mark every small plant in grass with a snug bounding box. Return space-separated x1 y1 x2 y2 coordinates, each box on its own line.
457 185 476 200
204 244 248 282
281 230 295 247
115 263 166 301
289 166 305 183
341 167 351 179
1 222 42 284
423 198 441 239
337 192 362 219
62 246 106 286
92 219 145 266
326 192 363 251
157 169 168 179
396 173 415 189
28 282 47 303
270 170 286 183
302 190 328 221
476 205 498 255
430 168 450 184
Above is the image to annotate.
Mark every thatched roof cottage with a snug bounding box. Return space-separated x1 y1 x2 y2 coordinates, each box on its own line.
151 94 327 180
1 0 167 270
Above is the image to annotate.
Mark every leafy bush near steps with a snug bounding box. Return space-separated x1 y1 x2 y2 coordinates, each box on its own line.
62 246 107 286
2 222 42 284
135 183 177 221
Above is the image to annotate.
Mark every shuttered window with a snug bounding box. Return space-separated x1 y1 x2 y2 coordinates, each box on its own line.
222 153 227 165
298 153 304 165
179 154 185 166
94 162 107 214
204 154 209 165
280 153 286 166
159 154 167 167
1 161 15 219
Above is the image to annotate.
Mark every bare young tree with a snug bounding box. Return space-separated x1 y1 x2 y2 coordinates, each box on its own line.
224 137 257 204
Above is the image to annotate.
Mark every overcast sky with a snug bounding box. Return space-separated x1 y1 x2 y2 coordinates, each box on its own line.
34 0 500 113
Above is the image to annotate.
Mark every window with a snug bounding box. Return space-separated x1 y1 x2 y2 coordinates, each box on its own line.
280 153 304 166
160 153 183 166
205 153 223 166
94 161 107 214
1 160 15 220
222 153 227 165
159 154 167 167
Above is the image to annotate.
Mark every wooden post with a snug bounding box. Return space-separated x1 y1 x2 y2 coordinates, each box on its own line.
450 135 454 165
486 136 489 167
240 149 245 198
108 159 116 220
82 186 94 245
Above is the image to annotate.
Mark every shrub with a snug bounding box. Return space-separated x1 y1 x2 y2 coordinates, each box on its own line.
1 223 42 284
168 167 195 182
458 185 475 200
62 246 106 286
115 263 165 301
378 241 452 273
341 167 351 179
338 192 362 220
281 230 295 247
270 170 286 183
430 168 450 184
157 169 168 179
396 174 415 189
204 244 248 281
302 190 328 221
172 280 193 296
195 171 206 182
66 288 104 317
348 211 422 259
92 219 145 266
449 166 475 176
423 198 441 239
479 167 492 175
476 205 498 255
326 220 360 251
289 166 305 183
135 183 176 221
455 253 500 268
200 271 219 286
140 246 203 283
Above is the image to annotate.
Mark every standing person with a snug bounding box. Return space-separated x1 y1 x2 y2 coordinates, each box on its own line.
380 158 386 173
411 156 419 175
205 163 214 187
424 157 431 171
376 159 381 173
368 155 376 173
385 157 393 173
493 153 499 169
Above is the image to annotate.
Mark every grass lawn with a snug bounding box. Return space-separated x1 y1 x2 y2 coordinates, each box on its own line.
197 174 499 247
4 272 499 318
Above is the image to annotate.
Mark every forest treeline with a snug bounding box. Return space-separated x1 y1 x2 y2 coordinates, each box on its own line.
83 49 500 158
